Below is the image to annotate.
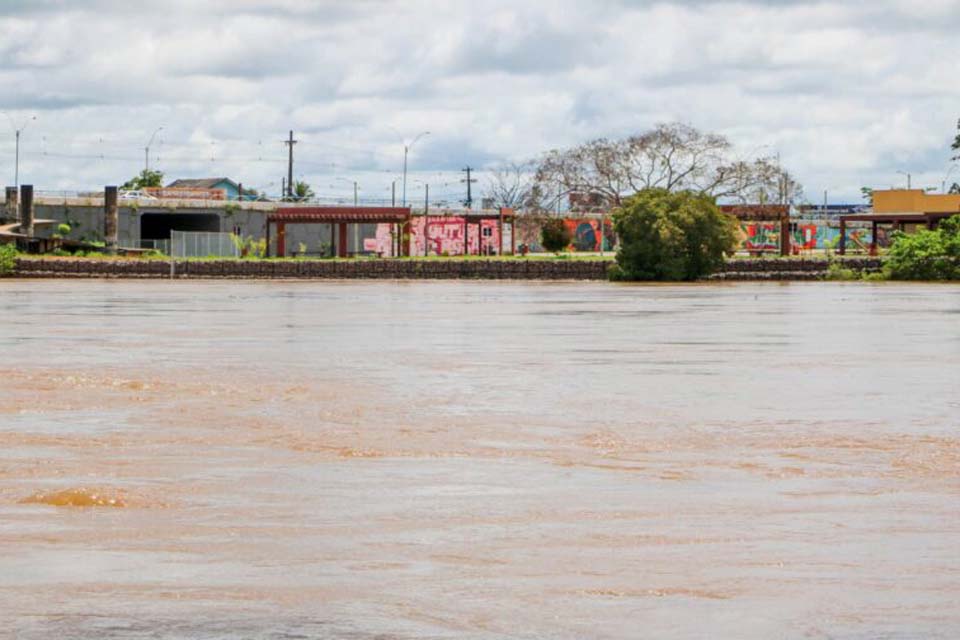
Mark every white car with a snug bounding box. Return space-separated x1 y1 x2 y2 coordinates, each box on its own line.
119 190 158 200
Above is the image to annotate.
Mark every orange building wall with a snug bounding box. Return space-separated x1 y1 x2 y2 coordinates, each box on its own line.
872 189 960 214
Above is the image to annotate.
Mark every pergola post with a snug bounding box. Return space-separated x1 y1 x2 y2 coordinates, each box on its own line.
511 215 516 255
780 215 790 256
277 222 286 257
265 220 271 257
497 210 504 255
870 220 878 256
338 223 348 258
462 216 468 256
838 219 846 255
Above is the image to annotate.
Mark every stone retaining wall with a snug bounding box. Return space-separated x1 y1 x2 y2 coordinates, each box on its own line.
9 256 886 281
709 257 884 281
13 257 613 280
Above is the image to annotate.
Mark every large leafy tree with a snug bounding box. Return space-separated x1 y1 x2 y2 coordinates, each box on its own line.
121 169 163 190
534 123 799 209
612 188 739 281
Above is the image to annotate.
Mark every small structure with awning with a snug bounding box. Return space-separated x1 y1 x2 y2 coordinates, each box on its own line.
267 206 412 258
837 211 957 255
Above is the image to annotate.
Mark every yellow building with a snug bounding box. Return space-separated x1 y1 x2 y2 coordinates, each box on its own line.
872 189 960 214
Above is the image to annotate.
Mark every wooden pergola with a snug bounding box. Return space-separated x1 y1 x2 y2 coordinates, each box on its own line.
267 206 412 258
719 204 791 256
837 211 956 255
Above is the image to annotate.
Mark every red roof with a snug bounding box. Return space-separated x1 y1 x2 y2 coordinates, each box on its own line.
271 206 411 223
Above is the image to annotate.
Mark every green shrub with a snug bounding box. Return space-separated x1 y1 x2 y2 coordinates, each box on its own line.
611 188 738 281
0 243 17 275
57 223 71 236
885 215 960 280
540 217 572 253
825 263 858 281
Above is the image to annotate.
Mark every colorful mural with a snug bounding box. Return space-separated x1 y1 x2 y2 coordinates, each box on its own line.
564 219 616 252
740 221 887 253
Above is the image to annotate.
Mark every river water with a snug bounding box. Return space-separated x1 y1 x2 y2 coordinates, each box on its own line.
0 280 958 639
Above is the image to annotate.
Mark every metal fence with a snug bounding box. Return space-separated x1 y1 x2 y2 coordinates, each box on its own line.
133 239 171 254
169 231 238 258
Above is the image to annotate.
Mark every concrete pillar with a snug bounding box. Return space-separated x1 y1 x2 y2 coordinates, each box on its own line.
104 186 119 254
20 185 34 237
4 187 17 222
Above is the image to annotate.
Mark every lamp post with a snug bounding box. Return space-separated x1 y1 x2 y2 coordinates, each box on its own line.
896 170 911 190
145 126 163 174
943 164 958 193
2 113 36 189
401 131 430 207
334 177 359 205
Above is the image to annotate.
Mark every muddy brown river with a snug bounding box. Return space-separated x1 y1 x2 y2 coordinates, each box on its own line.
1 280 958 639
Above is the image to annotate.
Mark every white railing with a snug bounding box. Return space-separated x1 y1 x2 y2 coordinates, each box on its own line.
169 231 238 258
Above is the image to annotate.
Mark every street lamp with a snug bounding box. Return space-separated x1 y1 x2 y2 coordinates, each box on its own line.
896 170 912 189
2 112 36 189
145 126 163 174
943 164 958 193
401 131 430 207
333 177 358 205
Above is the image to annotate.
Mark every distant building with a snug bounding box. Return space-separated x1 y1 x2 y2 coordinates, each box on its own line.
166 177 242 200
871 189 960 215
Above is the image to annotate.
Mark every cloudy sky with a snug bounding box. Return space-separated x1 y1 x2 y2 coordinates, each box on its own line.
0 0 958 204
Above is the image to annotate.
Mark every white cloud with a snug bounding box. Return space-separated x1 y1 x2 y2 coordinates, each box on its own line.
0 0 957 201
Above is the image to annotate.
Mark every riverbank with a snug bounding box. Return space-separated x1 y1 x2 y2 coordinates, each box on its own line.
7 255 887 281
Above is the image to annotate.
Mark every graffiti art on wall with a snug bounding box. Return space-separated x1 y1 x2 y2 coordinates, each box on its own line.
564 219 615 252
740 222 882 252
371 216 512 256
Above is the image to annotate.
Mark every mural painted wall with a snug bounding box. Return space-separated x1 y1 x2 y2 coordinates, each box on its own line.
370 216 512 256
740 222 886 253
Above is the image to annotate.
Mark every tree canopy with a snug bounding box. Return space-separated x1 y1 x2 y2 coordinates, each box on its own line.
534 123 801 210
611 188 739 281
539 217 572 252
121 169 163 190
483 161 539 210
885 215 960 281
952 118 960 161
292 180 314 201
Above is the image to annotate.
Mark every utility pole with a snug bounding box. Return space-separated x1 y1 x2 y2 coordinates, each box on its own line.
391 180 396 207
353 181 358 206
3 113 37 189
461 166 476 209
284 130 297 199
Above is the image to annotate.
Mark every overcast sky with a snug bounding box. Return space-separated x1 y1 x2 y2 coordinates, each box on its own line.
0 0 958 204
